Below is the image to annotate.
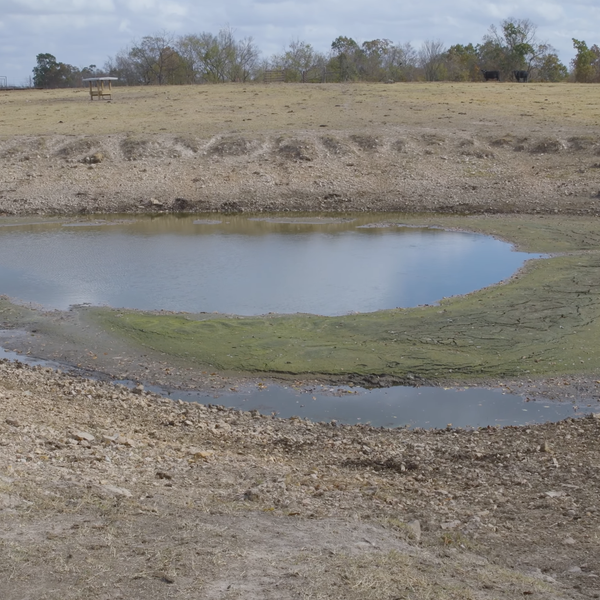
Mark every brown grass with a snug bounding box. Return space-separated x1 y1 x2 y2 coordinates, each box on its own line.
1 82 600 139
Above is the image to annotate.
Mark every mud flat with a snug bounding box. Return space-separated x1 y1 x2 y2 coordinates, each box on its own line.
1 84 600 599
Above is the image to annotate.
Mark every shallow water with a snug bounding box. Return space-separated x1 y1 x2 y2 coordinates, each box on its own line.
159 382 581 429
0 214 540 315
0 214 570 429
0 344 582 430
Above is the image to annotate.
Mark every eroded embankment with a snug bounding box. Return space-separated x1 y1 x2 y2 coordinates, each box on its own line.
86 215 600 385
2 129 600 217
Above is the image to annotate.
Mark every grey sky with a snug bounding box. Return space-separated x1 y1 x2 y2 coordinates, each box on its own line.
0 0 598 85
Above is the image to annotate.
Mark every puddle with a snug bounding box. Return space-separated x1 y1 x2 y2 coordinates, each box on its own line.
0 343 585 429
153 382 582 429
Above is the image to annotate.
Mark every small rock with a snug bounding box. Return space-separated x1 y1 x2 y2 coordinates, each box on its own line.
441 520 461 530
406 519 421 542
243 489 260 502
72 431 95 442
545 491 566 498
568 566 583 573
101 485 132 498
5 418 20 427
563 536 576 546
89 152 104 164
115 436 135 447
132 384 144 395
156 471 173 480
189 449 214 460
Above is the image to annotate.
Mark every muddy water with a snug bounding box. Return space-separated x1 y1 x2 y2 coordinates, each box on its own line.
0 214 539 315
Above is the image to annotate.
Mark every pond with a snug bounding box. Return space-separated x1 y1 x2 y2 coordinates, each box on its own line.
1 213 573 429
0 214 539 315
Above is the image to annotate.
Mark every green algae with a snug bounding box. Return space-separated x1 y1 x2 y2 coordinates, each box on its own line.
87 215 600 384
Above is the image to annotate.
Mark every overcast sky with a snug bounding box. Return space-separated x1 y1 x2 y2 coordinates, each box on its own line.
0 0 599 85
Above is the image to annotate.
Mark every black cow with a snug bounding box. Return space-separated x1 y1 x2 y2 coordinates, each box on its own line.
513 70 529 83
481 69 500 81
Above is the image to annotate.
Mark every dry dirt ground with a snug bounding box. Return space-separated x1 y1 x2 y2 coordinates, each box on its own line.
1 82 600 216
1 83 600 599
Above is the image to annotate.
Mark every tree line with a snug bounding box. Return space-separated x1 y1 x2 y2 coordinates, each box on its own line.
32 18 599 88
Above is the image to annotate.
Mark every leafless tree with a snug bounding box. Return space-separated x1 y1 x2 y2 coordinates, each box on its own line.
418 40 446 81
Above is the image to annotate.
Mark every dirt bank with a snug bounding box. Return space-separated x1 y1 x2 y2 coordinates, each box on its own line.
2 83 600 218
1 127 600 218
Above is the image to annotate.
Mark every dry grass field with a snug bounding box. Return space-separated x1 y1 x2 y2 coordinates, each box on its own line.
1 82 600 137
0 82 600 138
2 81 600 217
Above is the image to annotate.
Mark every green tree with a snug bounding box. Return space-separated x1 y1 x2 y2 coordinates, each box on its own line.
359 39 393 81
571 39 599 82
32 53 80 88
329 36 360 81
274 39 320 82
444 43 480 81
129 33 187 85
533 47 568 82
178 29 259 83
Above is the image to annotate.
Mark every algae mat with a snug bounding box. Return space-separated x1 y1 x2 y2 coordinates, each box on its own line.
87 215 600 384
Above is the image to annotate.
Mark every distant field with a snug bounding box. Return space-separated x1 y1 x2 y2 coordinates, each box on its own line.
1 82 599 138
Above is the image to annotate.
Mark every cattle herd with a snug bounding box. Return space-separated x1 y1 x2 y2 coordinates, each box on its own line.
480 69 529 82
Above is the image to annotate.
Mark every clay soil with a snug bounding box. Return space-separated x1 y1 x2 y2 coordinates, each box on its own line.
1 82 600 599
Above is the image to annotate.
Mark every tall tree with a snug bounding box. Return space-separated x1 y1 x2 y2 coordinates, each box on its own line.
128 33 186 85
232 35 260 82
32 53 80 88
418 40 446 81
532 45 568 81
571 39 600 82
329 36 360 81
443 44 480 81
281 39 318 82
356 39 410 81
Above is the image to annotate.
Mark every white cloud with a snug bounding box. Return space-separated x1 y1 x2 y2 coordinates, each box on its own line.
0 0 598 84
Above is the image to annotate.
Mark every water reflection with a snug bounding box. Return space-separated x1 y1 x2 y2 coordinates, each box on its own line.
171 383 579 429
0 344 579 429
0 213 540 315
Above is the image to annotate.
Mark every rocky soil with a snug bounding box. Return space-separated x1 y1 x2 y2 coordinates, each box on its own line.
1 359 599 599
1 128 600 217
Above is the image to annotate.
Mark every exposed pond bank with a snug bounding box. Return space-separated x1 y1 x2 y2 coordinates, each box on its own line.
2 214 600 600
1 90 600 596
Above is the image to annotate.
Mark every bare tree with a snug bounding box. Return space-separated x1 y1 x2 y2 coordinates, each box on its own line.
231 36 260 82
418 40 446 81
